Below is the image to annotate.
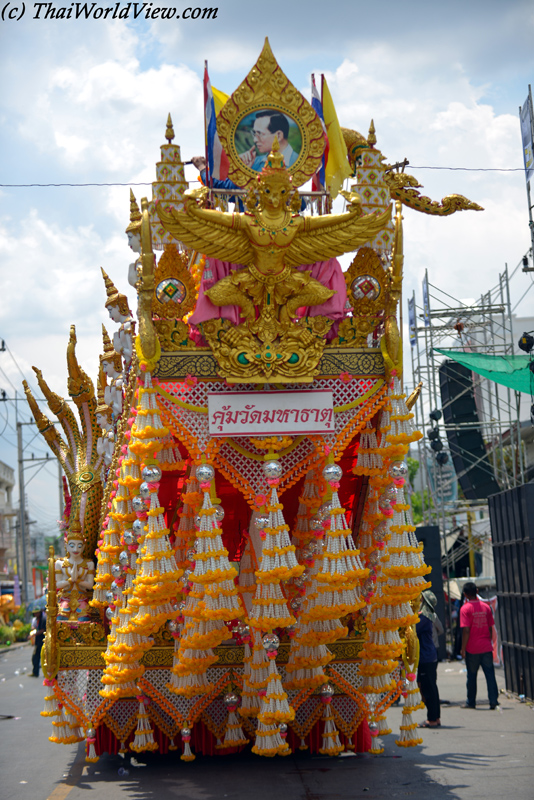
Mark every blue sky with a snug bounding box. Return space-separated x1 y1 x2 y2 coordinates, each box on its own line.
0 0 533 531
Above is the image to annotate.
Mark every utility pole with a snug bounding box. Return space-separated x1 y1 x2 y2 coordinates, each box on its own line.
16 421 30 607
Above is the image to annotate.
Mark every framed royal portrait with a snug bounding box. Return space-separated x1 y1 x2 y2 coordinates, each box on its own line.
217 39 325 189
234 108 304 174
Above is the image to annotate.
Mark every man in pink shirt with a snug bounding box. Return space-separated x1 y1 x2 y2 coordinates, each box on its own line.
460 581 499 709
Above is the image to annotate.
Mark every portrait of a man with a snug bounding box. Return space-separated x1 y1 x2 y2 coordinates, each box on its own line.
236 109 301 172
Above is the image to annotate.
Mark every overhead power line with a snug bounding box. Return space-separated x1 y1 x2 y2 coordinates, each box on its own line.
0 165 528 189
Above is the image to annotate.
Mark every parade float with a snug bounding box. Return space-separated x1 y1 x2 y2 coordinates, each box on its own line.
25 40 482 761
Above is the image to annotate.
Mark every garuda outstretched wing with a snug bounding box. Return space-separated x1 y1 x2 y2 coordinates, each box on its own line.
157 200 253 265
284 206 392 268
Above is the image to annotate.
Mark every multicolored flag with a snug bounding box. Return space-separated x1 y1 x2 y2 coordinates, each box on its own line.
322 76 352 199
311 74 328 192
203 63 229 182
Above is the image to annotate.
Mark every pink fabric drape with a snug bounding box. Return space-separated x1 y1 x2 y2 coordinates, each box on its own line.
189 257 347 329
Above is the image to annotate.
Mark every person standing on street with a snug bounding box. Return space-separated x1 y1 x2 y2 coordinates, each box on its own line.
30 609 46 678
416 590 442 727
460 581 499 709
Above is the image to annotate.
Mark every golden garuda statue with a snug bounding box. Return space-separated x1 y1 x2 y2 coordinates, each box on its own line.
157 140 391 352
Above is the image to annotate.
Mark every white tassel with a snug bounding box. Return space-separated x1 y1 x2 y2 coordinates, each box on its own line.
319 702 344 756
220 710 248 748
130 698 158 753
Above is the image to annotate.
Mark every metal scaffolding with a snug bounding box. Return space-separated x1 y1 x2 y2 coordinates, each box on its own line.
409 263 525 572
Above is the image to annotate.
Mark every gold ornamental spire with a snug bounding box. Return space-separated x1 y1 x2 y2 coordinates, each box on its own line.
100 324 122 372
126 189 142 233
368 120 377 147
101 267 119 307
101 267 131 316
165 113 175 143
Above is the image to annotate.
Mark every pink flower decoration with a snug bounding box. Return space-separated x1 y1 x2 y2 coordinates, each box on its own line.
254 494 267 507
339 372 353 383
184 374 198 389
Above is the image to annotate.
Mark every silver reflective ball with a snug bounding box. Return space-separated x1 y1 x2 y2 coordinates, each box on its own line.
224 692 240 707
255 515 270 530
105 590 114 603
382 483 397 502
139 481 151 499
123 530 135 546
119 551 129 566
263 460 282 480
142 464 162 483
111 564 122 578
290 597 302 611
132 496 146 513
309 516 324 532
368 551 379 566
194 514 202 528
196 464 215 483
373 521 388 541
167 620 178 633
86 728 96 738
105 607 114 620
378 497 392 512
178 600 186 613
262 632 280 652
316 503 332 522
235 622 250 639
279 723 288 734
110 581 118 592
389 460 408 480
322 463 343 483
213 505 225 522
132 519 144 535
183 569 193 582
368 721 379 734
181 727 191 737
320 683 335 698
186 548 196 562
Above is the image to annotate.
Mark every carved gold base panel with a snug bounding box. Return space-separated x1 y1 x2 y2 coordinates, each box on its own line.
58 637 364 669
154 347 385 381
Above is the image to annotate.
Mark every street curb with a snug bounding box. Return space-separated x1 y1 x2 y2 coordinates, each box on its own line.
0 641 31 653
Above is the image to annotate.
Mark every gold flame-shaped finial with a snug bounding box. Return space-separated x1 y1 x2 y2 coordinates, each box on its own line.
101 267 131 316
126 189 142 233
101 267 118 305
100 325 122 372
165 112 175 143
368 119 377 147
259 137 291 185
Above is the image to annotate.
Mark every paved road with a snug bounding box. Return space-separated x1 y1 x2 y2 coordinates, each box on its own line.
1 644 532 800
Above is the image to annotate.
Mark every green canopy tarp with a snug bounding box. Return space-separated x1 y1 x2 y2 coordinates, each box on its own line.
434 349 533 394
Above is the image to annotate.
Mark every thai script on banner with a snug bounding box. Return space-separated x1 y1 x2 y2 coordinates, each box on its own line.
207 390 334 436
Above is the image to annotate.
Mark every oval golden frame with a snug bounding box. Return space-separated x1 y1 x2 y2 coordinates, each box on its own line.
217 39 325 189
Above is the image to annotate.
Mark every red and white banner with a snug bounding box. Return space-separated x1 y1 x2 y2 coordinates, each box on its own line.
207 390 334 436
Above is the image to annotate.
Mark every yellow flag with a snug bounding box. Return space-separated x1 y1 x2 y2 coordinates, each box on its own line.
212 86 229 116
322 77 352 199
